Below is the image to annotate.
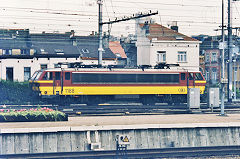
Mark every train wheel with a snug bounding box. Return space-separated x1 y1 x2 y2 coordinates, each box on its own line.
140 95 156 105
86 95 100 106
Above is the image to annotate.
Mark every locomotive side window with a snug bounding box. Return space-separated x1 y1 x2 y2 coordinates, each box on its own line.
72 73 179 83
65 72 70 80
181 73 185 80
154 74 179 83
117 74 135 82
189 73 194 80
137 74 153 82
55 72 61 80
195 73 204 80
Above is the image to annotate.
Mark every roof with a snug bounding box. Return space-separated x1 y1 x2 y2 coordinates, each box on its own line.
109 41 127 58
0 29 31 49
139 23 198 42
31 33 79 55
0 31 116 60
75 36 116 59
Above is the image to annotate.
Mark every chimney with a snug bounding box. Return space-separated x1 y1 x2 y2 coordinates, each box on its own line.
170 21 178 32
143 21 150 35
70 30 75 38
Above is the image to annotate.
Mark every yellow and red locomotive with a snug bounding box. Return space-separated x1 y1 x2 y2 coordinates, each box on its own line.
30 65 206 105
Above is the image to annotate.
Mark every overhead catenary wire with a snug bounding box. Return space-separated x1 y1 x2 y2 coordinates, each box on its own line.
0 0 239 37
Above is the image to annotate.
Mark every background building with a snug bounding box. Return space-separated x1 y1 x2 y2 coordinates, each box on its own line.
0 29 117 82
136 21 201 71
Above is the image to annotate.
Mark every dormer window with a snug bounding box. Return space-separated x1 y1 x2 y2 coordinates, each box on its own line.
54 49 64 54
82 48 89 53
176 36 184 40
115 53 121 58
3 49 12 55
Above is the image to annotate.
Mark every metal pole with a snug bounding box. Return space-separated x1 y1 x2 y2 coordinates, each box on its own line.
220 0 225 115
98 0 103 66
234 58 237 101
228 0 233 102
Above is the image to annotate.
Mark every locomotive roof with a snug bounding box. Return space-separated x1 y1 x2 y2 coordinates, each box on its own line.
41 68 201 73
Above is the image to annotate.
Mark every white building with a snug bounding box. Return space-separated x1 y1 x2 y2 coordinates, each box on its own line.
0 30 117 82
0 56 116 82
136 22 201 71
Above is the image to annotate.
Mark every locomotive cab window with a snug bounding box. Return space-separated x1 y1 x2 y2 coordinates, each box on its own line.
181 73 185 80
30 71 38 81
195 73 204 80
189 73 194 80
35 71 42 80
65 72 70 80
55 72 61 80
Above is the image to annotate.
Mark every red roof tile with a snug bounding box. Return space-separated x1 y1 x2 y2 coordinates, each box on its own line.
109 41 127 58
139 23 198 42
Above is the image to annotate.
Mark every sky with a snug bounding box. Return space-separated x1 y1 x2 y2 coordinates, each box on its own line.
0 0 240 37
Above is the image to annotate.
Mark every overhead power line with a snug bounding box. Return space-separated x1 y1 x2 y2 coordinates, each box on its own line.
101 11 158 25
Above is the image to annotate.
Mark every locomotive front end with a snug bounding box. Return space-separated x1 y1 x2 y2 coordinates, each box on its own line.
29 70 43 96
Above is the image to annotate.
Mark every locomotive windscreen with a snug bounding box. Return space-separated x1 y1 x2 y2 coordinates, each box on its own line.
72 73 179 84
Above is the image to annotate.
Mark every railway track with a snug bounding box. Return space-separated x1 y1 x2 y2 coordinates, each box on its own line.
1 146 240 159
1 102 240 116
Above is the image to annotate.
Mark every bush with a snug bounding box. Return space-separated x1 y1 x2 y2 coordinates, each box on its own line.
0 80 40 104
0 107 68 122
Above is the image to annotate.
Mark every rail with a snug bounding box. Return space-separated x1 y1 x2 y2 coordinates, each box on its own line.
2 103 240 116
1 146 240 159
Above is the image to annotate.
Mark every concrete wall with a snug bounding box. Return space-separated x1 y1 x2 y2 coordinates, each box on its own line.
1 123 240 154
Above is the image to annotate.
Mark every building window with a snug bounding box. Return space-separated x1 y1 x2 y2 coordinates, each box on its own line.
211 52 217 62
24 67 31 81
40 64 47 70
3 49 12 55
212 69 217 81
205 54 209 62
6 67 13 81
206 70 209 81
21 49 30 55
157 51 166 63
54 64 60 68
82 48 89 53
177 51 187 62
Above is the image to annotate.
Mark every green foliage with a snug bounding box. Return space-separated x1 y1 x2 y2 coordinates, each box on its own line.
0 80 39 104
0 107 67 122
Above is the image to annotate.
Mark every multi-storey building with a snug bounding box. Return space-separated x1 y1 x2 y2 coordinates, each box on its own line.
0 29 117 82
136 21 201 71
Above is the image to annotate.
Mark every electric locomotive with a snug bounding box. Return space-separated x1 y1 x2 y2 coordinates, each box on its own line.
29 65 206 105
